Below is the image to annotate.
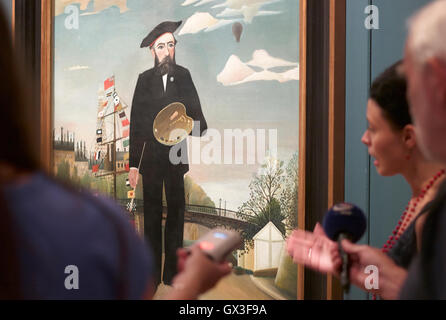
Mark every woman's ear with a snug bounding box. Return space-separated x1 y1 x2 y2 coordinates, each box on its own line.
402 124 417 149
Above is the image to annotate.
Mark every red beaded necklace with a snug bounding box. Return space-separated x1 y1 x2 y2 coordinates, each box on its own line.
382 169 445 254
372 169 445 300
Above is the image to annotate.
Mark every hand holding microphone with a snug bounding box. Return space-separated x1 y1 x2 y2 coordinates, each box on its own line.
322 203 367 293
286 202 366 289
287 203 406 298
339 239 407 299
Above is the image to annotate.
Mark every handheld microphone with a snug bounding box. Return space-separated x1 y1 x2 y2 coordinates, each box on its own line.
322 203 367 293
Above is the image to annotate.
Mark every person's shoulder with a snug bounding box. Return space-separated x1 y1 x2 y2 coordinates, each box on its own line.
429 181 446 216
139 68 156 80
7 173 152 299
74 187 143 246
420 180 446 247
15 173 132 241
174 64 191 76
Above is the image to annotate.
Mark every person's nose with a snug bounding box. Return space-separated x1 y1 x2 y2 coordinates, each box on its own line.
361 130 370 146
161 46 169 57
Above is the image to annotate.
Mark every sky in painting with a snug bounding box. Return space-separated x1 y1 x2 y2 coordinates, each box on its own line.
54 0 299 210
0 0 12 24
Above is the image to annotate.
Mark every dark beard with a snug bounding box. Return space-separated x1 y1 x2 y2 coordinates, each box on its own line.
154 55 176 76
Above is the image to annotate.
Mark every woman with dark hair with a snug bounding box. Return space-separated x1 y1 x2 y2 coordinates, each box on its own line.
0 8 230 300
286 61 445 299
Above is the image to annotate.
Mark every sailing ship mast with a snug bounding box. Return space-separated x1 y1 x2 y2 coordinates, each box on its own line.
92 75 131 200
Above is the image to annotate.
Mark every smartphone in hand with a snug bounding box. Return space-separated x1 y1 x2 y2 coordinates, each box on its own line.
188 229 242 262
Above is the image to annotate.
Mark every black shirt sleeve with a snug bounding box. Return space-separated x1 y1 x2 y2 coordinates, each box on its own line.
400 182 446 299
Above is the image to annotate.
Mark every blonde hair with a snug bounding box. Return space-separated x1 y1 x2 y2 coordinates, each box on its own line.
407 0 446 66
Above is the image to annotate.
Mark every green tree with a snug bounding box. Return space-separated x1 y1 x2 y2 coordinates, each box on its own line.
56 160 71 182
244 198 285 236
71 166 80 186
184 176 216 210
237 153 299 248
91 176 112 196
80 173 92 189
237 156 287 246
281 152 299 233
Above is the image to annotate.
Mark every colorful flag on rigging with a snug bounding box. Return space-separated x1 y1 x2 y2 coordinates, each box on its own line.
114 103 123 112
121 119 130 127
104 76 115 92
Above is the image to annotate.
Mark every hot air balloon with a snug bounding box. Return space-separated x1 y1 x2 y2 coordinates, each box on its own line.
232 22 243 43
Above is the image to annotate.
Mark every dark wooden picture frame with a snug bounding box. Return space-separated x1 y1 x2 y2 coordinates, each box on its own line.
297 0 346 300
35 0 346 300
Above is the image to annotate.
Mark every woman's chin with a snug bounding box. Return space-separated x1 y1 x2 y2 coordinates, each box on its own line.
373 159 400 177
375 166 394 177
374 161 387 176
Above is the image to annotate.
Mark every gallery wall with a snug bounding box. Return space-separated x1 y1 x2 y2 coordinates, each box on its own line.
345 0 433 300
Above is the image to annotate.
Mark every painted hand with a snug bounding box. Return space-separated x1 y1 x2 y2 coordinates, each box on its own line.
128 168 139 189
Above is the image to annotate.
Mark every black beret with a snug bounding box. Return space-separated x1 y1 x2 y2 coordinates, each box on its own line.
140 21 182 48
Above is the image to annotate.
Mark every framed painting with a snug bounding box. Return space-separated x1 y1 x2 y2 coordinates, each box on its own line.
40 0 310 300
0 0 13 28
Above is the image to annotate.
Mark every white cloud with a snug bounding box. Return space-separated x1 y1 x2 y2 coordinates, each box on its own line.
246 50 298 69
255 10 282 17
55 0 90 16
179 12 233 35
205 19 234 32
66 65 91 71
182 0 200 5
212 0 281 23
182 0 281 33
235 67 299 85
55 0 129 16
217 50 298 86
215 0 279 9
221 3 262 23
194 0 219 6
281 66 299 81
215 7 241 18
82 0 129 15
217 55 256 86
182 0 219 6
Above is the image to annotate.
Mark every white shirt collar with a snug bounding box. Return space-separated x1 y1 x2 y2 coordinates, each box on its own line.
162 74 167 92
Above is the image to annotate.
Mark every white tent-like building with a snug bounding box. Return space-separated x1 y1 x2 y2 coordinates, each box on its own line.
253 221 285 271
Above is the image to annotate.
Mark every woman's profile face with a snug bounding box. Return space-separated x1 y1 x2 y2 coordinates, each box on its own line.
361 99 407 176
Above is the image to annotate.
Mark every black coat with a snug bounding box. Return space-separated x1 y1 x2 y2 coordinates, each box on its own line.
129 64 207 176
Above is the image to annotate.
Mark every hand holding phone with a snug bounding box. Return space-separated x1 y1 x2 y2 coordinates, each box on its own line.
188 229 242 262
